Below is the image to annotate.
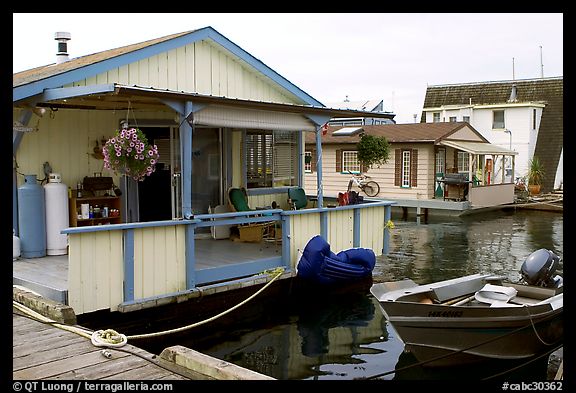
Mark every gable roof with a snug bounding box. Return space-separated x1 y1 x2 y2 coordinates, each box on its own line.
305 122 486 144
13 26 323 106
422 77 563 192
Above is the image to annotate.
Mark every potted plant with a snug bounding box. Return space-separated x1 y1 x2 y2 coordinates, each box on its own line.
356 134 390 170
103 127 160 182
527 156 544 195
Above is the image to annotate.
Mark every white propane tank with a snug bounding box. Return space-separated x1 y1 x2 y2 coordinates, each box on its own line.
44 173 69 255
13 229 21 261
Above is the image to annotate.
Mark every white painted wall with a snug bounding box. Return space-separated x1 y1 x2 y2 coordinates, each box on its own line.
426 105 543 181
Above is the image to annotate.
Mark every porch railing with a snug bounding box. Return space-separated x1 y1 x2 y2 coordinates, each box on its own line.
62 201 394 315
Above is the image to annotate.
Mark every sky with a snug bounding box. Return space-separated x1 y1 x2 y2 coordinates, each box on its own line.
13 13 563 124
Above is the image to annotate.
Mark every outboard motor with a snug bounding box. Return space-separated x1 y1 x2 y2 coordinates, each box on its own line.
520 249 563 288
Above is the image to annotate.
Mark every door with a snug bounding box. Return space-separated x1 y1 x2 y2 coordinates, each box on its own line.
435 148 446 198
191 127 222 215
137 127 173 222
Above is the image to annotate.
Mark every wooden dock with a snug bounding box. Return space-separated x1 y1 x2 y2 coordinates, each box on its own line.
13 311 191 380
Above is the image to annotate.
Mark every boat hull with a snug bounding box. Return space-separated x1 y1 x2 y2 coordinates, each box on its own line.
387 309 563 367
372 274 563 367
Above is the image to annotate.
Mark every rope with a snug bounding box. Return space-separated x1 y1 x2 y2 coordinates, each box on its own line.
127 267 285 340
12 266 285 346
523 304 558 346
91 329 128 347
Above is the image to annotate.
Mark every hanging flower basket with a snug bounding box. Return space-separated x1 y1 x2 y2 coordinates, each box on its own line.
103 128 160 182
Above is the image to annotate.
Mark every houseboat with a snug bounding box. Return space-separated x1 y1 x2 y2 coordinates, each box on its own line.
13 27 396 316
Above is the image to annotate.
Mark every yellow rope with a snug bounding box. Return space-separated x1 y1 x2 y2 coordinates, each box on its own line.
13 267 285 345
12 301 92 339
127 267 285 340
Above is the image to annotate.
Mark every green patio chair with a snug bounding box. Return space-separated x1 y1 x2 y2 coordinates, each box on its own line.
228 187 253 212
288 187 308 210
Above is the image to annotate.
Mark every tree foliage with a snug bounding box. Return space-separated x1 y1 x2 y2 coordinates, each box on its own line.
356 134 390 169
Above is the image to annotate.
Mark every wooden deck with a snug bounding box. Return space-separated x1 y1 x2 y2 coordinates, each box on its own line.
12 311 192 380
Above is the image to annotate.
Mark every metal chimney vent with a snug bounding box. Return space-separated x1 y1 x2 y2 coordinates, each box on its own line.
55 32 71 64
508 84 518 103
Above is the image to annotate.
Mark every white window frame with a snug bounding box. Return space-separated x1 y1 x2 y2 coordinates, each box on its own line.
493 110 505 129
449 116 457 122
435 149 445 175
433 112 441 123
457 151 469 174
402 150 411 187
342 150 361 174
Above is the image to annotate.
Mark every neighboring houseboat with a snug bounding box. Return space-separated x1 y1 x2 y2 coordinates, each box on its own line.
304 122 517 212
421 77 563 193
13 27 396 316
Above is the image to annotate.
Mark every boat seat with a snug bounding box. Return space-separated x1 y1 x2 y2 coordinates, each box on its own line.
474 284 522 307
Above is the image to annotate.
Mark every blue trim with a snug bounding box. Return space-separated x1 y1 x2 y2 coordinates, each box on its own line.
320 211 328 239
305 114 331 127
185 224 196 289
195 257 283 285
14 26 323 107
281 214 290 268
13 110 34 235
182 101 193 218
205 28 323 107
383 205 392 255
123 229 135 302
245 187 292 196
353 208 361 247
161 99 185 115
195 215 280 228
61 219 198 234
41 84 115 101
242 129 247 187
315 126 324 208
298 132 304 186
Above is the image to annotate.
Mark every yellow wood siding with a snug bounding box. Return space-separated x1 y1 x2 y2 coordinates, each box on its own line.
289 214 321 267
13 109 175 190
65 41 301 104
133 226 186 300
326 209 353 252
247 193 290 210
359 206 385 252
67 231 124 314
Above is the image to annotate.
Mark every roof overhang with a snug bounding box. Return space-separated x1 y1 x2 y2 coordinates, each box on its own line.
14 83 396 125
440 140 518 155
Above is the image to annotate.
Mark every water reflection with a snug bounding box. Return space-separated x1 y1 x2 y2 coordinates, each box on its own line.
141 210 563 380
376 210 563 285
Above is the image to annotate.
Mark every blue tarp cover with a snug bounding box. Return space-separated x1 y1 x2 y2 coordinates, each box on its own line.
297 235 375 285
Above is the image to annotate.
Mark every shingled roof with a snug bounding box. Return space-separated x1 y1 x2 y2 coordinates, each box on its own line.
421 77 563 192
304 122 483 144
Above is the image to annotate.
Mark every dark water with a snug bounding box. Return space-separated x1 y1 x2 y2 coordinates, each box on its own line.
142 209 564 380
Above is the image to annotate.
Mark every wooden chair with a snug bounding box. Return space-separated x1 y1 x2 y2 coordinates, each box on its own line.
227 187 275 242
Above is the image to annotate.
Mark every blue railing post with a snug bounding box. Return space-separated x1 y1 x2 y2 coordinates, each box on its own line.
353 208 361 247
383 205 392 255
281 214 290 269
185 223 196 289
123 229 135 302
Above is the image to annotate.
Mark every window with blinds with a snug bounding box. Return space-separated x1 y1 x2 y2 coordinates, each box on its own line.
245 130 298 188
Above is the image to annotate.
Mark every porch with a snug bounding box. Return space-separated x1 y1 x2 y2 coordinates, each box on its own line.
16 201 394 316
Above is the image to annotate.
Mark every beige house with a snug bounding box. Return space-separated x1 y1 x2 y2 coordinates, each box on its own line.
304 122 517 207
